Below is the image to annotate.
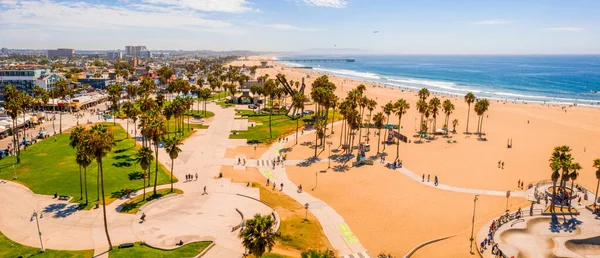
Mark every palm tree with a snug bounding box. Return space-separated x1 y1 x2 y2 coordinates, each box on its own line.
418 88 430 101
366 99 377 141
302 249 334 258
70 126 86 200
121 102 135 138
164 137 183 192
107 84 122 125
382 102 394 143
4 85 23 164
76 149 92 205
428 97 441 135
135 147 154 201
452 119 459 133
148 115 167 195
263 79 277 139
292 92 306 144
416 99 428 135
372 112 385 155
593 158 600 208
475 99 490 136
83 124 115 250
569 162 581 207
239 214 276 258
393 99 410 162
442 99 455 135
464 92 476 133
55 79 69 133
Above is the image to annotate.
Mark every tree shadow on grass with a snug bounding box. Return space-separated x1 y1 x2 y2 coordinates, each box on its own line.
113 161 132 167
114 155 130 160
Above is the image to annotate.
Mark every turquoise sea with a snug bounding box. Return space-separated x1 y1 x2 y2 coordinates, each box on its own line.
276 55 600 106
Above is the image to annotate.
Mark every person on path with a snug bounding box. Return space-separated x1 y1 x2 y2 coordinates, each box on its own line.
266 178 270 186
422 174 425 182
502 161 505 169
280 183 284 191
434 176 439 186
498 160 501 168
427 174 430 182
195 173 198 180
272 182 276 190
203 186 207 195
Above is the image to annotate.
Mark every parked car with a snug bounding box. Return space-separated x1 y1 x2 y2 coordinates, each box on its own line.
248 104 258 109
303 110 315 115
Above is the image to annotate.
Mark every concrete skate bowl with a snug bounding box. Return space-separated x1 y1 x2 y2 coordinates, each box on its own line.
499 217 581 258
565 236 600 257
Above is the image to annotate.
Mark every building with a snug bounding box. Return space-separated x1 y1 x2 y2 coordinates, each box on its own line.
107 51 122 59
128 57 141 67
47 48 75 58
125 45 146 57
0 68 63 99
77 78 110 90
139 50 152 58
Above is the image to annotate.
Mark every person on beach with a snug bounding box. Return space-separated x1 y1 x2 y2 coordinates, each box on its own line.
272 182 276 190
501 161 505 169
280 183 284 191
434 176 439 186
203 186 207 195
498 160 501 168
422 174 425 182
195 173 198 180
266 178 270 186
427 174 430 182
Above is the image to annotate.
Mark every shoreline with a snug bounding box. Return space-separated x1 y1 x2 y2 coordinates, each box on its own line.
272 57 600 108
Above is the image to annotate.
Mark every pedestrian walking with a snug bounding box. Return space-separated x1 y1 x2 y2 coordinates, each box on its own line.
280 183 284 191
195 173 198 180
498 160 501 168
272 182 276 190
203 186 207 195
422 174 425 182
266 178 270 186
501 161 505 169
434 176 439 186
427 174 430 182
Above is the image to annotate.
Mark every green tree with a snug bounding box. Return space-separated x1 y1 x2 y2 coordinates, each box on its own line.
83 124 115 250
464 92 476 133
301 249 335 258
292 92 307 144
262 79 278 139
416 99 428 136
382 101 394 146
393 99 409 162
107 84 122 125
164 137 183 192
76 149 92 205
452 119 459 133
569 162 581 207
428 97 441 135
474 99 490 136
55 79 70 133
372 112 385 155
69 126 86 200
148 115 167 195
442 99 455 135
135 147 154 201
4 85 23 163
239 214 276 258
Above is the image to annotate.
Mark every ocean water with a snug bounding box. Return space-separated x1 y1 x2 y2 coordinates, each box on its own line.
275 55 600 106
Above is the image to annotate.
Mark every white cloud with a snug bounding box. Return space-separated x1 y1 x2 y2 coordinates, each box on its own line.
296 0 347 8
472 20 513 25
266 24 321 31
0 0 233 31
542 27 585 31
140 0 255 13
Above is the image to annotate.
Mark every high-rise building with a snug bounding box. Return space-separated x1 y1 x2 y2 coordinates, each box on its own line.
125 46 147 57
47 48 75 58
139 50 152 58
107 51 122 59
0 68 64 99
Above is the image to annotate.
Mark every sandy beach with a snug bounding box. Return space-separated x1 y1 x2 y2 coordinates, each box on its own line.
228 56 600 256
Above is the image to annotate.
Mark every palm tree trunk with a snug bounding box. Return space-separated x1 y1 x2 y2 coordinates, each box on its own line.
99 160 113 250
396 115 402 162
466 104 471 133
314 104 319 158
97 164 100 201
479 115 485 137
170 159 174 192
377 128 381 154
339 119 345 148
126 120 129 138
143 169 146 201
60 111 63 133
269 97 273 139
295 117 299 145
330 107 335 135
154 143 159 195
84 167 88 205
595 179 599 208
79 165 83 200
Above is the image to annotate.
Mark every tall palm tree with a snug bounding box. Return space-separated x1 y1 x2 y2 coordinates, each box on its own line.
442 99 455 135
83 124 115 250
164 137 183 192
292 92 306 144
239 214 276 258
135 147 154 201
4 85 23 164
55 79 69 134
416 99 428 135
593 158 600 208
550 161 560 213
70 126 86 200
365 99 377 141
107 84 122 126
372 112 385 155
148 115 167 195
475 99 490 136
262 79 277 139
382 102 394 142
76 149 92 205
428 97 441 135
418 88 430 101
569 162 581 207
393 99 410 162
464 92 476 133
121 101 135 138
452 119 459 133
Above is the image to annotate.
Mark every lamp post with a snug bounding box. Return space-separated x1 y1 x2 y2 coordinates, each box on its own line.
31 210 44 253
312 171 318 191
469 194 479 254
327 141 333 169
304 203 309 221
505 191 511 212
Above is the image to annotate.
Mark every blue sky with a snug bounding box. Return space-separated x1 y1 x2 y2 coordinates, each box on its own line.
0 0 598 54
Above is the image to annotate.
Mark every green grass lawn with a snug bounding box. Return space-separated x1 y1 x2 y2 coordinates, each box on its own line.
119 188 183 214
216 101 235 108
209 91 230 101
164 116 209 141
108 241 211 258
0 123 172 209
230 110 341 144
184 110 215 119
0 231 94 258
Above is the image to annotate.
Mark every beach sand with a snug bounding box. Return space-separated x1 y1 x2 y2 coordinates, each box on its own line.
228 56 600 256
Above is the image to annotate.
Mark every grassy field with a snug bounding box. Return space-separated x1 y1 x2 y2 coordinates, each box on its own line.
209 91 230 101
251 183 331 253
216 100 235 108
119 188 183 214
184 110 215 119
164 116 209 141
0 123 172 209
108 241 211 258
230 110 341 144
0 231 94 258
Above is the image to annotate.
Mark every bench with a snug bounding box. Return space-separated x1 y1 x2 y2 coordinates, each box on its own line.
118 243 134 249
353 160 374 167
58 196 70 201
